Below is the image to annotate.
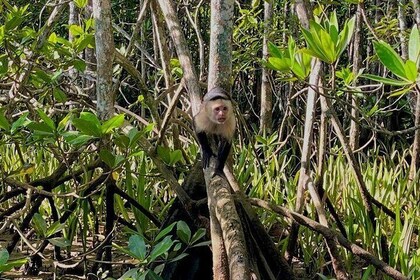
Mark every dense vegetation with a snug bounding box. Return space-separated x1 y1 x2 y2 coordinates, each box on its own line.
0 0 419 279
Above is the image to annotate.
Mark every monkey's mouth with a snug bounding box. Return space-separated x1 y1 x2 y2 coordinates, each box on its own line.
217 117 226 123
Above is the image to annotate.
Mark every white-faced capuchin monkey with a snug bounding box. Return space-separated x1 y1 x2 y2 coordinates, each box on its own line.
193 87 236 175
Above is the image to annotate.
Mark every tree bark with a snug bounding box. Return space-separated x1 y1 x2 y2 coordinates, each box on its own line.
260 0 273 133
208 0 235 91
93 0 115 120
156 0 202 115
349 3 362 151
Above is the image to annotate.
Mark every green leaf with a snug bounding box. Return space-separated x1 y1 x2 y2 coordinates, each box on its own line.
156 146 171 165
0 249 9 265
319 28 335 63
373 41 407 79
66 134 95 146
69 25 84 36
73 59 86 72
74 0 88 8
155 222 176 242
404 60 418 82
408 25 420 65
46 222 65 238
267 57 290 71
267 42 283 58
57 112 72 132
176 221 191 244
362 74 412 86
170 150 183 165
72 112 101 137
48 237 71 248
36 109 55 130
27 122 54 136
33 213 47 237
11 112 30 134
190 228 206 245
0 108 11 132
0 258 27 273
128 127 143 148
100 149 115 168
302 23 331 63
53 88 67 103
337 16 355 57
128 235 147 260
150 236 174 262
101 114 125 134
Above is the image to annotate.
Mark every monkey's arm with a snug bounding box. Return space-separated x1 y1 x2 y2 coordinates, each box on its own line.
197 131 214 168
215 138 231 174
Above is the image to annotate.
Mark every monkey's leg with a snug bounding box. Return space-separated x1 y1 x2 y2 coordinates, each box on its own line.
197 132 214 168
215 139 231 175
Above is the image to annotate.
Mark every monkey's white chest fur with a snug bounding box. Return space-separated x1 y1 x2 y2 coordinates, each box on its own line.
194 113 236 140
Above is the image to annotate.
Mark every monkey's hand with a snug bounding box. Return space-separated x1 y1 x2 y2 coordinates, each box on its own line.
202 150 214 169
212 168 226 178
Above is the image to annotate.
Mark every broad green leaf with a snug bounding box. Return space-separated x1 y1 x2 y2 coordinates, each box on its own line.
46 222 65 238
176 221 191 244
128 235 147 260
36 109 55 130
128 127 143 148
48 237 71 247
290 63 306 80
329 11 339 33
72 112 101 137
73 59 86 72
0 258 27 273
319 28 335 63
0 108 11 132
11 113 33 134
101 114 125 134
27 122 54 136
337 16 355 57
408 26 420 65
100 149 115 168
150 236 174 262
57 113 72 132
0 249 9 265
66 134 95 146
267 57 290 71
119 268 140 279
80 112 101 126
74 0 88 9
389 86 414 97
287 36 296 67
267 42 283 58
404 60 418 82
155 223 176 242
362 74 412 86
170 150 183 165
69 24 84 36
302 23 330 63
373 41 406 79
157 146 171 165
190 228 206 245
72 118 101 137
33 213 47 237
53 88 67 103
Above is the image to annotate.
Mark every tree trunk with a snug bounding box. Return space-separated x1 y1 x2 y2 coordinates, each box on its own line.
260 0 273 133
93 0 115 120
208 0 234 91
156 0 202 115
349 3 362 151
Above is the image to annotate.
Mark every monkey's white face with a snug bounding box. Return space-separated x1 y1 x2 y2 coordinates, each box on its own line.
210 100 231 124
